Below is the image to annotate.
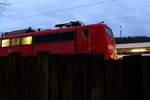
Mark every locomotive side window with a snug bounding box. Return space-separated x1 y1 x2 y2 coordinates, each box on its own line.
33 31 75 44
105 27 113 38
22 36 32 45
82 30 89 37
11 38 21 46
2 39 10 47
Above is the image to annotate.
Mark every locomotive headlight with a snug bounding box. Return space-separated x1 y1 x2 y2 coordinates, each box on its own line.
131 48 147 52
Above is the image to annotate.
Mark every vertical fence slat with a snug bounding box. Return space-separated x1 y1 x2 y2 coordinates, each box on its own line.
142 57 150 100
123 55 143 100
0 53 149 100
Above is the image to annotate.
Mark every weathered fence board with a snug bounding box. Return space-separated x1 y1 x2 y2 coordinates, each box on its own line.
0 53 149 100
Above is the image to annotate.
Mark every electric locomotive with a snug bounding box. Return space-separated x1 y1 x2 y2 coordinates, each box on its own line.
0 21 117 60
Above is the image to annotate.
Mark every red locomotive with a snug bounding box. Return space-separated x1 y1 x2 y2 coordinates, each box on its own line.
0 21 117 60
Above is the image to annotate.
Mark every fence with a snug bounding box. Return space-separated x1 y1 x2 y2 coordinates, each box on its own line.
0 53 149 100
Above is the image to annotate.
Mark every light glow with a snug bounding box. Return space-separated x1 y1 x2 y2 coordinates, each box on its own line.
131 48 147 52
22 36 32 45
2 39 10 47
11 38 21 46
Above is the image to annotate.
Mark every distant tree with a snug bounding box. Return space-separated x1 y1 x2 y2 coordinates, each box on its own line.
115 36 150 44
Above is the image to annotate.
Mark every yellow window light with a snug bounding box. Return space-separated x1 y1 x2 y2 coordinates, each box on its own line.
11 38 21 46
131 48 147 52
2 39 10 47
22 36 32 45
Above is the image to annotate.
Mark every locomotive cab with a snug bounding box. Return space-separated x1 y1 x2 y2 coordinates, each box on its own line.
76 24 117 60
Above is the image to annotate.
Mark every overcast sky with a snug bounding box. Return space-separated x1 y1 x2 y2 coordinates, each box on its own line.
0 0 150 37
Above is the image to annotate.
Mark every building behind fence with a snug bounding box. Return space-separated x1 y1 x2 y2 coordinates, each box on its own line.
0 53 149 100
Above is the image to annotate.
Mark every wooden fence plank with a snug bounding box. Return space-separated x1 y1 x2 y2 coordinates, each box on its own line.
0 54 149 100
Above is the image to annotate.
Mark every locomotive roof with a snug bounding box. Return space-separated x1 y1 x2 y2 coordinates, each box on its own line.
0 23 107 39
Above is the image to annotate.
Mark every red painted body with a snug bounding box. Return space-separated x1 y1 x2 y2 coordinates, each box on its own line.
0 24 117 60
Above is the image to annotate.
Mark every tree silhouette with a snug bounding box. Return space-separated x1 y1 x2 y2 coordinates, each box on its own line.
115 36 150 44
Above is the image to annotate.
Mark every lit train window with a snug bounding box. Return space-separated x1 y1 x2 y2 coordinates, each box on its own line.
2 39 10 47
22 36 32 45
11 38 21 46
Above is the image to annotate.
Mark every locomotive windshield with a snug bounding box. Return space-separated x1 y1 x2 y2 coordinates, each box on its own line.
105 27 114 38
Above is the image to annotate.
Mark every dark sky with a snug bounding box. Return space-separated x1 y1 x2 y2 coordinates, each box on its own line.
0 0 150 37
